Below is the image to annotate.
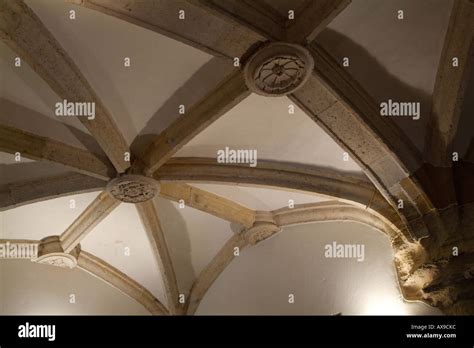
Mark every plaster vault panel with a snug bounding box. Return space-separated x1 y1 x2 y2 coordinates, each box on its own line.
0 161 71 186
80 202 167 305
0 42 85 133
24 0 213 146
0 153 82 187
175 94 362 172
154 197 235 294
191 183 329 211
1 192 100 240
317 0 454 150
0 96 104 154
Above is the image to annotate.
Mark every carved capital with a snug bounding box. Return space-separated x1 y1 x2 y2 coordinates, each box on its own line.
33 236 80 269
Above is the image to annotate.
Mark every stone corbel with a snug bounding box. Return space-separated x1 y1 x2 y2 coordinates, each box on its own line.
33 235 81 269
243 211 281 245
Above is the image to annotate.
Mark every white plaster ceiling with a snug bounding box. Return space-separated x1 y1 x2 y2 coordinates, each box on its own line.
1 192 101 240
192 183 328 211
0 97 104 154
0 161 71 185
1 210 442 315
317 0 453 150
154 197 235 294
0 153 77 187
175 94 362 172
80 201 168 305
0 42 77 131
24 0 213 146
0 0 454 315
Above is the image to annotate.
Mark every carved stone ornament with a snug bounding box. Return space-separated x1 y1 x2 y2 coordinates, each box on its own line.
33 236 80 269
244 222 282 245
243 42 314 96
106 175 160 203
244 211 282 245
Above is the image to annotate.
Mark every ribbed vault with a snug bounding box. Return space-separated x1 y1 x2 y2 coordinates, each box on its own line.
1 0 473 315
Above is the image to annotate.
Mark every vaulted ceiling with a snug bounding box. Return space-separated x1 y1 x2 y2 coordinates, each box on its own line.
1 0 473 315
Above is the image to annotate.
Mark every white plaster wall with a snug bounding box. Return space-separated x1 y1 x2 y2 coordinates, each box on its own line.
0 259 148 315
197 221 441 315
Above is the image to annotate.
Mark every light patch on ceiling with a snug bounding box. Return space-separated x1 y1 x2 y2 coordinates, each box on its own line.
191 183 328 211
362 291 408 315
1 191 100 241
175 94 362 172
197 221 441 315
0 259 149 315
25 0 213 145
154 197 234 294
80 202 167 305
